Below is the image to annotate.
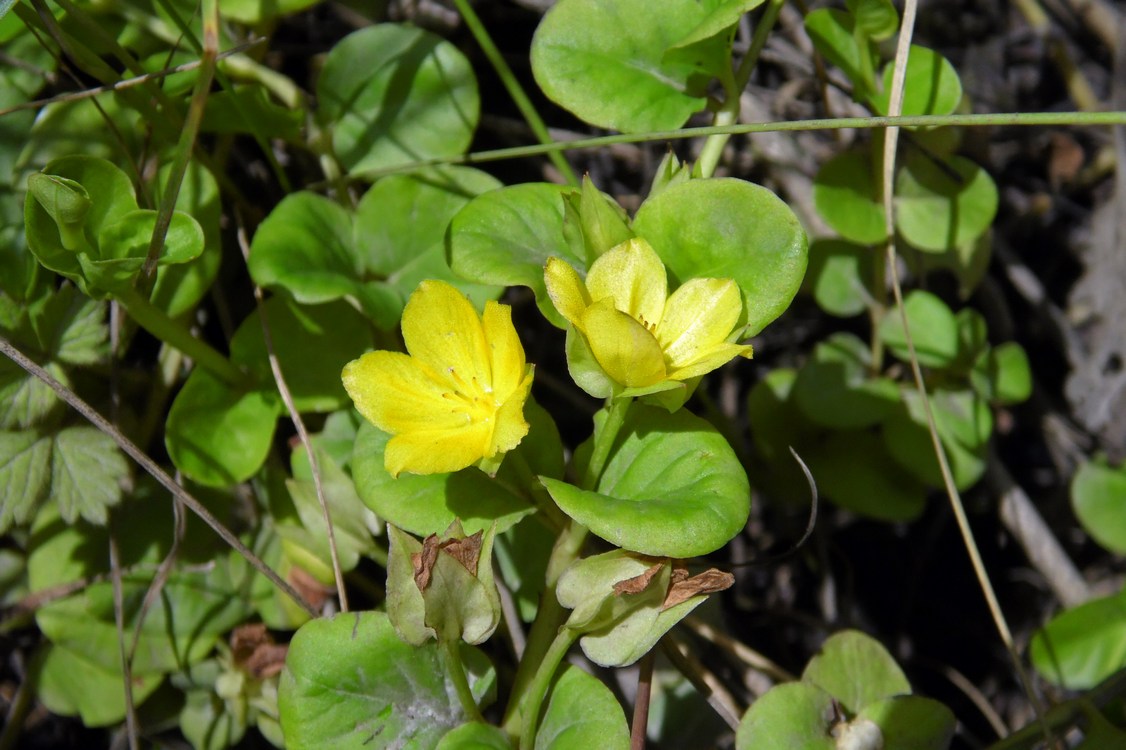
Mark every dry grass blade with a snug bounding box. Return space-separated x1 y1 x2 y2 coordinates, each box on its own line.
0 334 320 619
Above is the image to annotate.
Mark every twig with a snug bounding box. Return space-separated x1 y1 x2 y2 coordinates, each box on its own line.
680 616 794 683
631 649 656 750
108 520 139 750
661 633 742 731
989 454 1093 608
0 335 320 619
235 214 349 612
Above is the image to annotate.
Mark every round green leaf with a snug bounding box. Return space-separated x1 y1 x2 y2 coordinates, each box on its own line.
531 0 712 133
850 0 899 41
804 9 868 97
97 209 204 265
1030 589 1126 689
735 682 836 750
804 430 927 521
318 24 479 175
151 160 223 318
248 191 402 329
881 389 991 490
632 178 808 336
971 342 1032 406
805 238 878 317
802 630 911 714
279 611 494 749
1072 459 1126 555
34 642 163 727
792 332 900 429
813 150 887 246
449 182 581 328
872 46 962 117
351 421 537 537
879 290 960 369
858 696 957 750
230 296 371 413
541 404 749 557
896 153 997 253
354 167 503 307
535 665 630 750
165 368 280 487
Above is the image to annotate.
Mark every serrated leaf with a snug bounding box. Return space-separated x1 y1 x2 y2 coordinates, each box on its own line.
41 286 108 366
0 357 66 429
0 430 51 532
50 426 127 525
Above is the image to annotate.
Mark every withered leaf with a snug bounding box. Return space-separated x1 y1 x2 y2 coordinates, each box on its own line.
230 622 270 664
662 567 734 610
440 530 484 576
412 534 441 591
244 642 289 679
288 566 335 611
613 563 664 596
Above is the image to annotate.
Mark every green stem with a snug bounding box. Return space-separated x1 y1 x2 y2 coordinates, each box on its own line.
449 0 579 186
582 396 631 490
518 625 579 749
696 0 785 179
501 520 588 735
506 449 568 532
441 638 484 723
115 285 250 388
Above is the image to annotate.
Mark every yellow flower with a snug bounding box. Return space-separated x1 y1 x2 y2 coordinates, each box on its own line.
544 237 752 390
342 280 534 477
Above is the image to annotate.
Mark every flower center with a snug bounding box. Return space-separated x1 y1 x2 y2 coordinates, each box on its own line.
441 367 495 424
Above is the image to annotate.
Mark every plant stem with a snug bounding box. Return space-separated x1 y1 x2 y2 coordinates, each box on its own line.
450 0 579 186
582 396 631 490
501 519 588 736
441 638 484 723
696 0 785 179
518 625 579 749
114 284 250 388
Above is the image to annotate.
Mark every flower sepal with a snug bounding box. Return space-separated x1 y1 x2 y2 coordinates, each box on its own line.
386 520 501 646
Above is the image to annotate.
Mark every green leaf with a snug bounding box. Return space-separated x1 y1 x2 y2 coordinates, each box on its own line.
670 0 765 50
792 332 900 429
881 389 991 490
536 665 630 750
318 24 479 175
24 155 139 296
51 426 128 525
201 85 303 141
971 342 1032 405
449 182 581 329
804 430 928 521
879 290 960 368
857 696 957 750
351 420 536 537
38 285 108 366
531 0 714 133
805 238 877 317
1030 589 1126 689
848 0 899 41
34 642 164 727
813 149 886 245
1071 459 1126 555
437 722 513 750
150 160 223 318
541 404 749 558
165 368 280 487
895 153 997 254
284 451 376 573
230 295 372 413
0 431 51 532
278 611 494 749
804 9 870 98
632 178 809 336
872 46 962 117
802 630 911 714
217 0 321 23
180 688 247 750
96 209 204 266
0 357 66 429
353 167 503 308
735 682 836 750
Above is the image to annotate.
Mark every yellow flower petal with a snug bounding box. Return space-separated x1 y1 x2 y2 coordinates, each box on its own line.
581 299 666 387
544 257 590 329
667 342 753 382
384 423 493 477
342 351 465 434
401 280 490 390
585 238 666 329
482 300 525 402
657 278 744 370
489 366 534 457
